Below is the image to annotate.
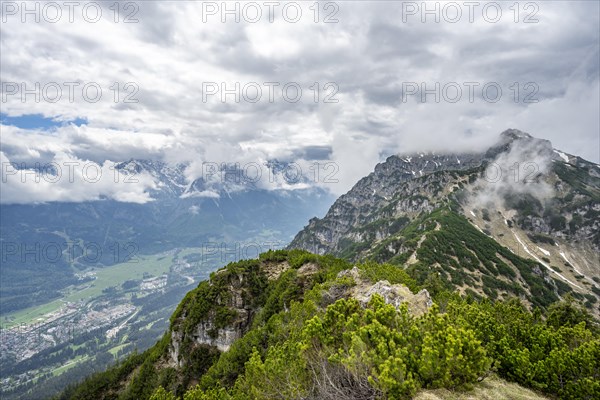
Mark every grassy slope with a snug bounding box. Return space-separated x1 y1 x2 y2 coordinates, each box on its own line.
349 207 564 309
416 374 548 400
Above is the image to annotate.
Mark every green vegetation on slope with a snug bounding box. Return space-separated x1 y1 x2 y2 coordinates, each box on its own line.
355 208 565 309
150 286 598 400
57 249 600 400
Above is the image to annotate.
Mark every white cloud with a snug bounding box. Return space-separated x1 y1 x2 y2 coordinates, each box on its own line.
1 1 598 202
0 152 158 204
470 137 555 210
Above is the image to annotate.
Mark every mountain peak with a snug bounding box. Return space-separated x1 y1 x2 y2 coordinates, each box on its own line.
500 128 533 141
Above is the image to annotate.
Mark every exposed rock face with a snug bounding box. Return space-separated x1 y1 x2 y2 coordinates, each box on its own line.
169 331 182 367
263 261 291 280
354 281 433 316
336 267 433 316
169 309 249 367
193 322 244 352
168 260 323 368
168 266 261 367
297 262 319 276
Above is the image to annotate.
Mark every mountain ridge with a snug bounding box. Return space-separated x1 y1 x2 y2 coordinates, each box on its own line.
288 129 600 313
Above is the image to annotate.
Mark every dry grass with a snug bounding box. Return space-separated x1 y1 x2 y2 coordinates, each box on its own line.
415 375 549 400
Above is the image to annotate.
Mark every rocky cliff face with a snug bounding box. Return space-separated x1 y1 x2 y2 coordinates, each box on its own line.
168 260 311 368
169 287 249 367
168 262 267 368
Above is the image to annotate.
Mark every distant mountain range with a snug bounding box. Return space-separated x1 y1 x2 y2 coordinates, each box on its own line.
1 160 335 314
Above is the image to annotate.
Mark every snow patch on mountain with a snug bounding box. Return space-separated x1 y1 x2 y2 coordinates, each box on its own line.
514 233 582 289
537 247 550 257
553 150 570 163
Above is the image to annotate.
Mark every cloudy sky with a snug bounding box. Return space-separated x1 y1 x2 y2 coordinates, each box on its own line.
1 0 599 203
